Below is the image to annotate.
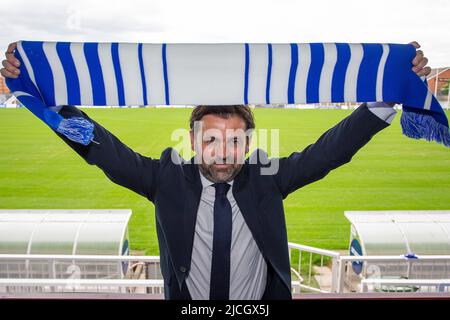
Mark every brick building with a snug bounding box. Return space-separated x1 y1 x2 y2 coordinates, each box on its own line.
428 67 450 95
0 76 10 95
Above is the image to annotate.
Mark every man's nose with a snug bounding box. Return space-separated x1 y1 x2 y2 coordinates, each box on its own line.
218 141 233 163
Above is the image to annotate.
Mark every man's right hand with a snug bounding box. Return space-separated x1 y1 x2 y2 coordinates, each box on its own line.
1 42 21 78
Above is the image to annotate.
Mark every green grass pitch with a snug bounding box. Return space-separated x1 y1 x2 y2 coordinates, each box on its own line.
0 107 449 255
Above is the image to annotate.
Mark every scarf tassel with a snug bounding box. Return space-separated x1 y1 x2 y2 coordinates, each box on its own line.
43 109 94 146
400 110 450 147
56 117 95 146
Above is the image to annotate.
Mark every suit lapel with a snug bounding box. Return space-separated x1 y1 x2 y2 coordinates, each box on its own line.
232 161 291 292
180 156 203 275
231 162 266 258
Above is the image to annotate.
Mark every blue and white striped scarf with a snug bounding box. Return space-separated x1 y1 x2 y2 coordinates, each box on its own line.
6 41 450 147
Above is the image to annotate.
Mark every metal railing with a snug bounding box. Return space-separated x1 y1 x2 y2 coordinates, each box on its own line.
287 244 450 294
0 254 160 262
288 242 340 293
0 254 162 294
0 278 163 289
2 249 450 295
338 255 450 293
361 278 450 293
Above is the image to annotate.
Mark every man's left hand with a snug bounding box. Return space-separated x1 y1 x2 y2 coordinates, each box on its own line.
410 41 431 77
385 41 431 106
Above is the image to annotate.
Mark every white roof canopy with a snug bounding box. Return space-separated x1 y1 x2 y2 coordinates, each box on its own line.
345 211 450 255
0 209 132 255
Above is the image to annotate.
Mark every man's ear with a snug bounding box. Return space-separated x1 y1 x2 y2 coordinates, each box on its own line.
190 129 195 152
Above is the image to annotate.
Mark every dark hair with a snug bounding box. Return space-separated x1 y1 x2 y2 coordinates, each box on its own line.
189 105 255 130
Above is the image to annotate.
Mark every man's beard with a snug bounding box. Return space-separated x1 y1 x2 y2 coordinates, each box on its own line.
198 162 243 183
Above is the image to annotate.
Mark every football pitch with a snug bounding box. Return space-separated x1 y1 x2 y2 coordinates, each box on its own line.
0 107 449 255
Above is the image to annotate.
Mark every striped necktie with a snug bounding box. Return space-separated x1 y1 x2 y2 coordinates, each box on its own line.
210 182 232 300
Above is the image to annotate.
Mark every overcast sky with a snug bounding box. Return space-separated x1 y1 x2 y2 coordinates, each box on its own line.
0 0 449 67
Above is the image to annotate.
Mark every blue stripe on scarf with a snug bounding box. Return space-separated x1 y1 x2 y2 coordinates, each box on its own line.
6 52 49 125
84 43 106 105
383 44 423 106
56 42 81 105
266 43 272 104
11 50 42 101
111 43 125 106
244 43 249 105
138 43 148 106
357 43 383 102
23 41 56 107
162 43 170 105
288 43 298 104
307 43 324 103
332 43 351 102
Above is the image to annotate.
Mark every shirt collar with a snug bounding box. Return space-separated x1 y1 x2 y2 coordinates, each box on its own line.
198 167 234 189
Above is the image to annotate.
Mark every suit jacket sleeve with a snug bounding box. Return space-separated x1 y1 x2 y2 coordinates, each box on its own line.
273 103 390 199
53 105 159 202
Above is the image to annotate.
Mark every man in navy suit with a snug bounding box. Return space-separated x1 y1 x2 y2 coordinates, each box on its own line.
1 41 431 300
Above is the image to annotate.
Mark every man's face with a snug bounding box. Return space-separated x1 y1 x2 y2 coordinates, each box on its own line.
190 114 251 183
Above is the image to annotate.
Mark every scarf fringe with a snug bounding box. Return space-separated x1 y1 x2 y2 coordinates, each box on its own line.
401 110 450 147
55 117 94 146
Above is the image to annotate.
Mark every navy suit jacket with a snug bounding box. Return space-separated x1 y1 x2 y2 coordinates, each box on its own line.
55 103 389 299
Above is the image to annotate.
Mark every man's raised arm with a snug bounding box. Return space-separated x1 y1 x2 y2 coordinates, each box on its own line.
55 105 160 201
1 43 159 201
272 103 390 199
272 41 431 199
